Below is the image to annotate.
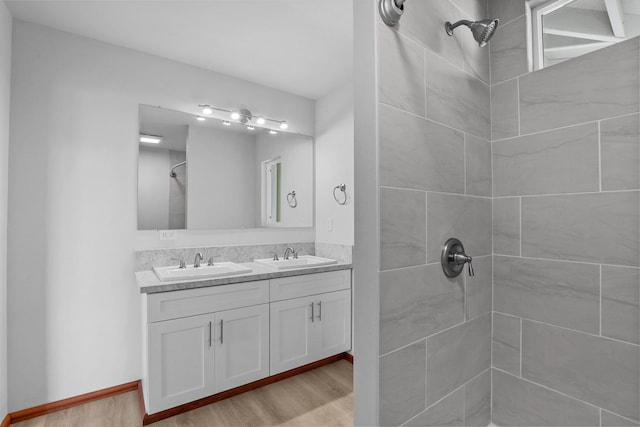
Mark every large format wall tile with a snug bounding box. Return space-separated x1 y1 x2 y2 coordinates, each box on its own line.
379 104 465 193
378 24 426 117
493 123 599 196
425 49 490 139
426 314 491 405
380 264 464 355
489 16 527 85
521 192 640 266
380 187 426 270
493 312 520 375
464 369 491 427
602 411 640 427
406 388 464 427
450 0 487 19
489 0 526 25
601 266 640 344
380 340 427 426
426 192 492 263
394 0 463 68
601 114 640 191
465 135 492 197
493 197 520 255
493 256 600 333
492 369 600 426
491 79 519 140
522 321 640 421
519 37 640 134
465 255 492 320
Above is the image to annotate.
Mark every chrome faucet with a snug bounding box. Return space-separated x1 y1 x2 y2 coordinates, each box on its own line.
193 252 204 268
283 247 297 260
171 258 186 269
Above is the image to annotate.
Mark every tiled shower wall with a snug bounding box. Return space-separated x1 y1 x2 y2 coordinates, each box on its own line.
489 0 640 424
376 0 493 424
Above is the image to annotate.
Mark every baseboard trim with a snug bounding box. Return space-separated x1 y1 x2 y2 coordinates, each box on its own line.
9 380 140 424
1 414 10 427
142 352 351 425
344 353 354 364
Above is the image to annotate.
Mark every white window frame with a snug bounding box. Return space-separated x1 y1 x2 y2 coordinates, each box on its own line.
527 0 578 70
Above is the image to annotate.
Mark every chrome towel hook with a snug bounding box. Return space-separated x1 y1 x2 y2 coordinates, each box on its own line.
286 191 297 208
333 184 347 205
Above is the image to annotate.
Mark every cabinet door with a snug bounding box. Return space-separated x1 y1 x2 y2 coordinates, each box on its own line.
270 294 316 375
315 289 351 359
148 313 215 413
214 304 270 393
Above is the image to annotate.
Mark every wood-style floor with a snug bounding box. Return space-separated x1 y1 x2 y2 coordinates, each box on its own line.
12 360 353 427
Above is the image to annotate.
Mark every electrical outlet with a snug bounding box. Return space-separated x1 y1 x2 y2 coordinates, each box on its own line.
159 230 177 240
327 217 333 232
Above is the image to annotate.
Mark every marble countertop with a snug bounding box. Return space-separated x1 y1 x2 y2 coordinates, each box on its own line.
136 261 352 294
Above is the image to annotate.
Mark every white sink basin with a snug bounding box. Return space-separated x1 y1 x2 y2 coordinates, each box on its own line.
254 255 337 270
153 262 252 282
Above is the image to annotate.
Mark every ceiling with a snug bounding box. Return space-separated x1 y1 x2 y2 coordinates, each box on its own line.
5 0 353 100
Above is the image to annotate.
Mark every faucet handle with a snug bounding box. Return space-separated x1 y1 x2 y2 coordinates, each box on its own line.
207 257 215 266
293 249 299 259
171 258 186 269
467 257 474 276
272 252 279 261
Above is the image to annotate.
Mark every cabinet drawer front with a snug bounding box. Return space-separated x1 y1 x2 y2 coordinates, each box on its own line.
270 270 351 302
147 280 269 322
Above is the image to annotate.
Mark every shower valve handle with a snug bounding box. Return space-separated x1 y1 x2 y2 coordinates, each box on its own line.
441 238 475 278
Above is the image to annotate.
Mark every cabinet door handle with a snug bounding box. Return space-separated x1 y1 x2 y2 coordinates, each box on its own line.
208 321 212 347
317 301 322 321
220 319 224 344
310 302 314 323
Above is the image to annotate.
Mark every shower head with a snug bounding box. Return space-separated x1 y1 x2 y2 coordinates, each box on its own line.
445 18 499 47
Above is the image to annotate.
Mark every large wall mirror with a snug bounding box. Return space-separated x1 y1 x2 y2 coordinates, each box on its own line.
530 0 640 69
137 105 313 230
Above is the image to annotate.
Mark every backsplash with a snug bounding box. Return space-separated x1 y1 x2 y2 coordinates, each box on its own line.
135 242 353 271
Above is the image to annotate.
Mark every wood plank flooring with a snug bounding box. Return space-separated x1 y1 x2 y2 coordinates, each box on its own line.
12 360 353 427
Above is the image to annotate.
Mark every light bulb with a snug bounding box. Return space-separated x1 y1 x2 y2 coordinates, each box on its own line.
279 121 288 130
222 120 231 126
196 116 206 121
256 116 266 125
139 135 162 144
247 125 255 130
269 129 277 135
202 105 213 115
230 110 241 120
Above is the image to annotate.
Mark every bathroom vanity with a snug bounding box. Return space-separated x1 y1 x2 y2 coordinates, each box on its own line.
136 263 352 416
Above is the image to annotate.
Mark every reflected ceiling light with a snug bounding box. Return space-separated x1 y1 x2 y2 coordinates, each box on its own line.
269 129 277 135
247 125 255 130
196 116 206 121
222 120 231 126
230 110 241 120
256 116 266 125
139 134 162 144
201 105 213 115
279 121 288 130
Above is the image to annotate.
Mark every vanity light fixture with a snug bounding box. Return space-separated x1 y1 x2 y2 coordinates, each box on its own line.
196 116 206 121
196 104 289 130
139 134 162 144
222 120 231 126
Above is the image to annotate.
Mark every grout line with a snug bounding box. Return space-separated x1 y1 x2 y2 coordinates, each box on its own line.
378 101 491 142
600 408 602 427
519 317 523 377
599 265 603 337
425 338 428 410
516 78 521 137
379 185 493 200
492 253 640 270
598 120 602 192
379 337 428 360
518 197 522 257
492 188 640 199
491 111 640 143
464 134 468 195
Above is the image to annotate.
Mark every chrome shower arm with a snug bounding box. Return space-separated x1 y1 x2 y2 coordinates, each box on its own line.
445 19 473 34
169 160 186 178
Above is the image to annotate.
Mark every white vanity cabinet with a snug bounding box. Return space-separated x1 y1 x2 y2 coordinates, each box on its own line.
269 271 351 375
142 269 351 415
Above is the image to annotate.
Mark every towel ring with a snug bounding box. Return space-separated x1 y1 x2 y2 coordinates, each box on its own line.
287 191 297 208
333 184 347 205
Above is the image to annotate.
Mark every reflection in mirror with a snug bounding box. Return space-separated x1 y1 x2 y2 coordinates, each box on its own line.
531 0 640 69
137 105 313 231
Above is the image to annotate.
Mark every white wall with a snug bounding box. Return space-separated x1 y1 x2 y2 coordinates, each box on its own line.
187 126 256 229
7 21 314 411
255 132 314 228
138 147 170 230
315 81 354 245
0 1 10 419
